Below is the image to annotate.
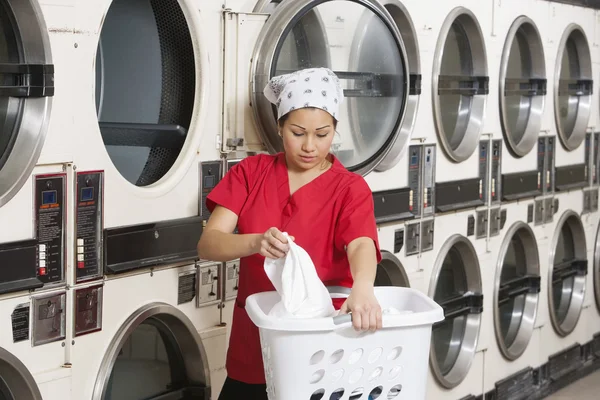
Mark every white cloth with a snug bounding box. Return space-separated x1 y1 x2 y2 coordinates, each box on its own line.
264 233 335 318
263 67 345 121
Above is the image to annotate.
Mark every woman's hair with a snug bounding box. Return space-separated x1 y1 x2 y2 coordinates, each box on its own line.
277 108 338 130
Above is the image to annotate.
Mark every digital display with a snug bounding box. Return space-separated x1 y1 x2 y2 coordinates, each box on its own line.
204 175 215 189
81 187 94 201
42 191 57 205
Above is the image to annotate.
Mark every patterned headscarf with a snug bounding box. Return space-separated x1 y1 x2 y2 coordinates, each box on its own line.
263 67 344 121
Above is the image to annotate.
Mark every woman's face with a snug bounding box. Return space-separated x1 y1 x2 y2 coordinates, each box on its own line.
280 108 336 172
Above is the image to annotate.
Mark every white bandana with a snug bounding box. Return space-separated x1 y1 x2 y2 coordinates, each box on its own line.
263 67 344 121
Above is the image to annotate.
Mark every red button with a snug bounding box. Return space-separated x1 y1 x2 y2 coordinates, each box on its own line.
39 267 47 276
77 261 85 269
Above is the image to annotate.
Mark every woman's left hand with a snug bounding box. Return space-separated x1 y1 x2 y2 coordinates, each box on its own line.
340 282 382 332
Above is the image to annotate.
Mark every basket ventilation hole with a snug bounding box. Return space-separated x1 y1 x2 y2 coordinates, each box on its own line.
310 370 325 384
310 389 325 400
329 388 345 400
332 369 345 382
387 384 402 398
389 366 402 380
369 386 383 399
349 387 364 399
387 346 402 361
368 347 383 364
310 350 325 365
349 368 364 384
349 348 364 364
369 367 383 382
330 349 344 364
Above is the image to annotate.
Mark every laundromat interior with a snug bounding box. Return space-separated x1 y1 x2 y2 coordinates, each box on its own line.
2 0 600 398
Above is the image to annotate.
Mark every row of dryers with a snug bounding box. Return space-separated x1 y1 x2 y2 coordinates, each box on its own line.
0 0 599 400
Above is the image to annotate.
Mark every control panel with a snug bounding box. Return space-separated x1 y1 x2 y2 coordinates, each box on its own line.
479 140 490 204
422 144 436 217
546 137 555 193
32 291 66 346
405 222 420 256
200 161 223 221
420 219 434 252
407 145 423 217
196 262 220 307
34 173 66 286
594 133 599 186
225 259 240 300
75 171 104 283
586 133 591 184
74 285 103 337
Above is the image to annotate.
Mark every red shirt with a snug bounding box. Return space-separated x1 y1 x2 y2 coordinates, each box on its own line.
206 152 381 384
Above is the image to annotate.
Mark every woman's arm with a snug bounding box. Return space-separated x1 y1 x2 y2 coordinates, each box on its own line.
197 206 260 262
197 205 294 262
340 237 382 332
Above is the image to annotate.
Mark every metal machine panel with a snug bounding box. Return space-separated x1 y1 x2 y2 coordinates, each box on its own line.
0 240 42 295
373 188 413 224
491 139 502 204
196 262 220 307
34 173 66 286
199 161 222 221
422 144 436 216
225 259 239 301
75 171 104 283
74 285 103 337
32 291 66 346
407 145 422 217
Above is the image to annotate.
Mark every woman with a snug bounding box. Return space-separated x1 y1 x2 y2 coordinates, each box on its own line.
197 67 382 399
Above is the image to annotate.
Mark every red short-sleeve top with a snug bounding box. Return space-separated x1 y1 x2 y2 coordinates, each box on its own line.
206 152 381 384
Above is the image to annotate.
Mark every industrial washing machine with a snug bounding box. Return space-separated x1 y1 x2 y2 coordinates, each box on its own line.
0 0 78 398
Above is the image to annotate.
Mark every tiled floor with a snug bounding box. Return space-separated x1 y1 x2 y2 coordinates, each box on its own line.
545 370 600 399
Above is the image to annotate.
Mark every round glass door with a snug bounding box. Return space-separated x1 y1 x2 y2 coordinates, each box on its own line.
430 235 482 388
94 305 209 399
499 17 545 157
374 250 409 287
0 0 53 207
0 347 43 400
549 212 587 336
554 25 592 151
95 0 196 186
432 8 487 163
251 0 409 176
494 222 540 360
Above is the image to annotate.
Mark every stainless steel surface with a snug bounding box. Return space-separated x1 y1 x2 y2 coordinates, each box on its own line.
0 346 43 400
375 250 410 287
92 303 210 400
428 234 482 389
499 16 545 157
250 0 409 176
493 221 540 360
432 7 487 163
0 0 53 207
547 210 587 337
553 24 592 151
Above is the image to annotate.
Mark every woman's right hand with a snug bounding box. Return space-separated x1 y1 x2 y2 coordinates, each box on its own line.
254 227 295 259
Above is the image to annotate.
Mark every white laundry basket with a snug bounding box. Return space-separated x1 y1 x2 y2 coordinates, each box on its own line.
245 286 444 400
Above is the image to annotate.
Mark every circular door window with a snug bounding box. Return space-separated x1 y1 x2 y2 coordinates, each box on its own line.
554 25 592 151
93 305 209 399
499 17 546 157
429 235 482 388
374 250 409 287
0 0 53 207
494 222 540 360
432 8 487 163
0 347 43 400
96 0 196 187
251 0 409 176
549 212 587 336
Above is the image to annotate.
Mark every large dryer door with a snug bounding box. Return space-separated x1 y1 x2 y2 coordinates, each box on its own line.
554 25 592 151
93 304 210 400
375 250 410 287
429 235 482 389
0 0 53 207
549 211 587 336
499 17 546 157
95 0 198 187
494 222 540 360
251 0 410 176
0 347 42 400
